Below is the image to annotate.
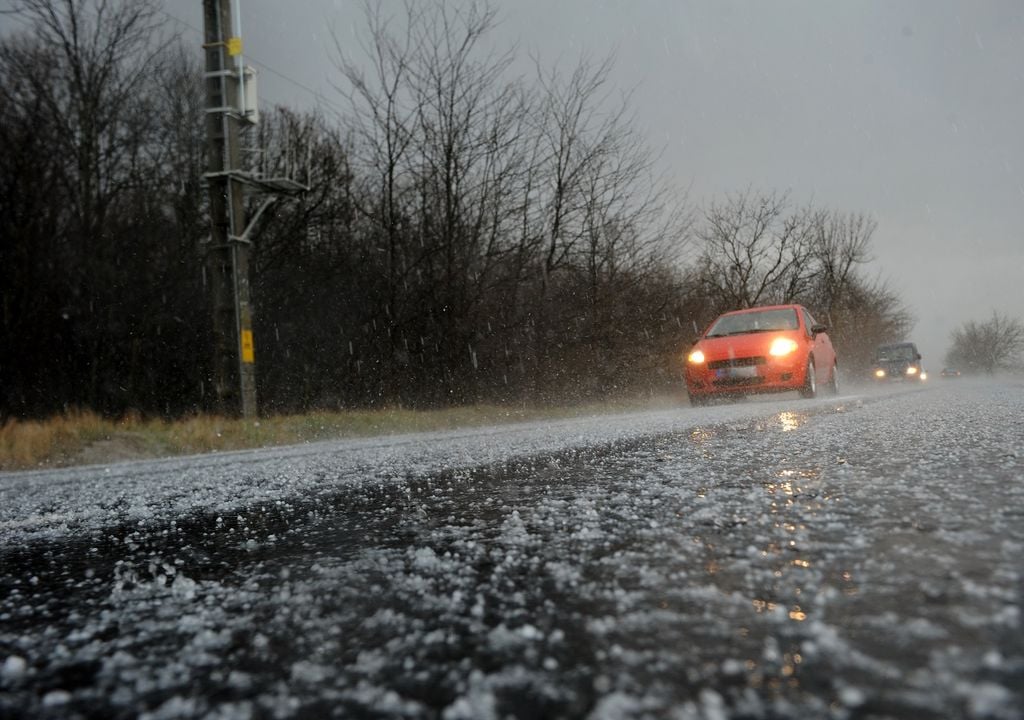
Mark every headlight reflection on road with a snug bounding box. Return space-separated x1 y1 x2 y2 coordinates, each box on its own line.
777 411 806 432
689 427 714 444
765 479 798 496
781 652 804 681
841 570 859 596
688 427 716 459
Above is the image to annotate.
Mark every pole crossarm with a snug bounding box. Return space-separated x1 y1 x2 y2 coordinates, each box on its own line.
202 170 308 195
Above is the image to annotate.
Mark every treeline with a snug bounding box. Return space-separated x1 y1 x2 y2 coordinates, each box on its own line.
0 0 911 420
945 312 1024 374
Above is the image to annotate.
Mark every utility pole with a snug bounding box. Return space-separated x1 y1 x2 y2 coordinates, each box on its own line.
202 0 257 418
201 1 306 417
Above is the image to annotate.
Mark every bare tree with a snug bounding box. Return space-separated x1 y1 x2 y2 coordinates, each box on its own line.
333 0 421 330
802 209 901 371
404 0 519 339
532 55 622 279
946 312 1024 374
809 209 876 316
504 52 695 398
5 0 167 248
695 189 817 311
829 275 914 373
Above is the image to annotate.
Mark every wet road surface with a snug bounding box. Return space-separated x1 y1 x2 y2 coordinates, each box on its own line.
1 380 1023 719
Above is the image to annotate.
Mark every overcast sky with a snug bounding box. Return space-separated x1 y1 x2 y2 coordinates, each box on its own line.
15 1 1024 364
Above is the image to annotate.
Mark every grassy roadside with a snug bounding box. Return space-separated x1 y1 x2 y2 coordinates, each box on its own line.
0 397 679 472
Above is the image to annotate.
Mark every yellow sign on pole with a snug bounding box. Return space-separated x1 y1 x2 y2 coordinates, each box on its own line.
227 37 243 56
241 329 255 363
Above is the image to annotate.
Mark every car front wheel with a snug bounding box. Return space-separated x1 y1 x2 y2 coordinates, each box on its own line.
800 357 817 399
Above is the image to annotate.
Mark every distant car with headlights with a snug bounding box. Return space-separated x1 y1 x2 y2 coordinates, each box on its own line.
684 304 839 405
940 367 962 378
872 342 926 381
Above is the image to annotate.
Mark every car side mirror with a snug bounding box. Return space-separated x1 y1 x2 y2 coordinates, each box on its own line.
916 353 922 360
811 323 827 335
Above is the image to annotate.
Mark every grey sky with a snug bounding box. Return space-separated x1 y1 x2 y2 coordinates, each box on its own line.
14 1 1024 365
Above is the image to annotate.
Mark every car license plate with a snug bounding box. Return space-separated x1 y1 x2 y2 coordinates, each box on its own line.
717 366 757 379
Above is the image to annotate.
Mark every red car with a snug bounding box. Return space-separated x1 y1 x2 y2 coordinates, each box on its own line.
684 304 839 405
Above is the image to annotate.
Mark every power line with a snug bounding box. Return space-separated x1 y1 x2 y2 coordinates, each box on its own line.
246 57 348 120
159 7 347 119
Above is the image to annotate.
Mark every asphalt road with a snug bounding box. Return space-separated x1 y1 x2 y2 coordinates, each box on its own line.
1 379 1023 719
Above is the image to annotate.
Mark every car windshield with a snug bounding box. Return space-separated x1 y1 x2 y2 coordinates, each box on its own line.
876 344 916 361
706 308 799 337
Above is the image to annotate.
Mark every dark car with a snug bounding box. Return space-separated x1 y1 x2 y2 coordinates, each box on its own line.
872 342 926 381
940 367 962 378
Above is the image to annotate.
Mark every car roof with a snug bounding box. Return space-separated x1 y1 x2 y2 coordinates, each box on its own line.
877 341 917 349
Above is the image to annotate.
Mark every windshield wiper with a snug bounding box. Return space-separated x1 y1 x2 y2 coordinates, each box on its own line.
707 328 786 337
722 328 773 336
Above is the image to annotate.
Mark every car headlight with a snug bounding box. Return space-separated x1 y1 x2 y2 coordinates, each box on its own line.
906 366 918 375
875 368 886 378
768 337 799 357
688 349 705 364
920 371 928 381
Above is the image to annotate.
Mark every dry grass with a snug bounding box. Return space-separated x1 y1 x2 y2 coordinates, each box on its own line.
0 409 112 470
0 396 677 472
